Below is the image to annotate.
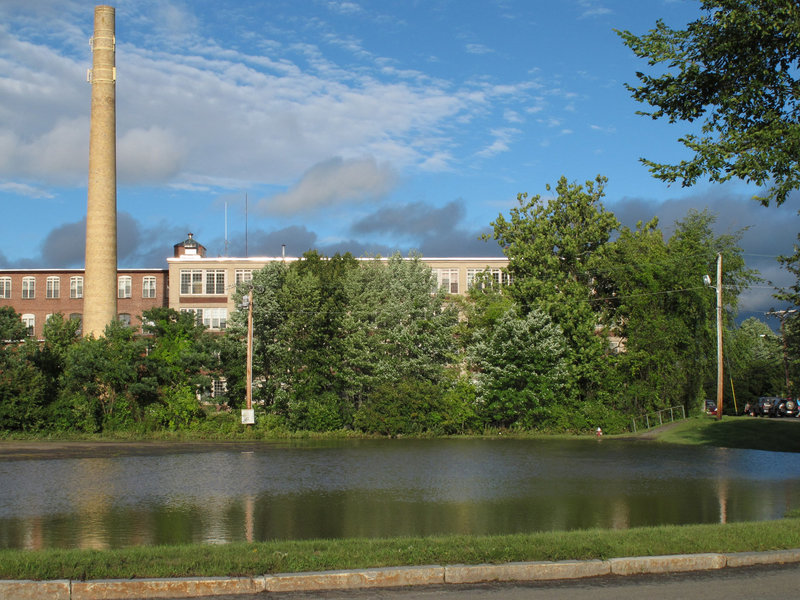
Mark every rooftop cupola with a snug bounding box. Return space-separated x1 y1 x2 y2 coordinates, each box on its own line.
173 232 207 258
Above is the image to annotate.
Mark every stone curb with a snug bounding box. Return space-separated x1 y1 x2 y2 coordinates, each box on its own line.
70 576 265 600
444 560 609 584
608 552 727 575
265 565 444 593
2 550 800 599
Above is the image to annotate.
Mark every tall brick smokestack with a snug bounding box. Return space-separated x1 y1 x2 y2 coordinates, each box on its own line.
84 5 117 338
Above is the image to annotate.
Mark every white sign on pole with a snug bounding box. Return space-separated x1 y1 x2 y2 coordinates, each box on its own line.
241 409 255 425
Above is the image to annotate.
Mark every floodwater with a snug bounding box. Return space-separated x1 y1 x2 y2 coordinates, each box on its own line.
1 438 799 550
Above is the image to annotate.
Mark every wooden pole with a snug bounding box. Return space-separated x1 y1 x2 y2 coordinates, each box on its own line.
716 253 723 420
246 288 253 412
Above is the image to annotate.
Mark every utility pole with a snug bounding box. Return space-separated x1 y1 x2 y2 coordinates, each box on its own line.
246 287 253 413
240 288 254 426
704 254 724 419
715 253 723 420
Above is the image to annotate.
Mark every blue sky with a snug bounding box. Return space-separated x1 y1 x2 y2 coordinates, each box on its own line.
0 0 797 319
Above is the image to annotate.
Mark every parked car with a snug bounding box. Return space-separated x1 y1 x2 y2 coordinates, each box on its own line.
705 400 718 415
773 397 798 418
744 396 779 417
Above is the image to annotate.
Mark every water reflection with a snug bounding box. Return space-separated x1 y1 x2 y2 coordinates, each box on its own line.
1 439 799 550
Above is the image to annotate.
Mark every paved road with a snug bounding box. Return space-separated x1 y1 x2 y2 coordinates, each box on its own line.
183 564 800 600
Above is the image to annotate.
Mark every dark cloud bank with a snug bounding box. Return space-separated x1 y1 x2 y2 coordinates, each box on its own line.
2 192 797 321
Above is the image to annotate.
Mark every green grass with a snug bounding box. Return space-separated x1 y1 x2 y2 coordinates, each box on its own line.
649 415 800 453
3 519 800 581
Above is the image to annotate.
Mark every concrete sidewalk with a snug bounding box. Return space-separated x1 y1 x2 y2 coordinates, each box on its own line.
3 549 800 600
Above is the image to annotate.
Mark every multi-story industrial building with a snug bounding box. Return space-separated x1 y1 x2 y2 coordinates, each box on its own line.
0 268 168 339
168 234 510 331
1 234 509 337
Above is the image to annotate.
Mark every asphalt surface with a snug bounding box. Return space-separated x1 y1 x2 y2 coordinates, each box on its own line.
187 563 800 600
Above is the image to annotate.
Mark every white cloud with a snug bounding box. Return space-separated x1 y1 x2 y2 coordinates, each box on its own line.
0 181 54 198
476 128 520 158
590 124 617 134
327 1 363 15
504 109 523 123
577 1 613 18
465 43 493 55
14 117 89 185
418 152 454 172
259 156 397 215
0 0 575 223
118 126 185 184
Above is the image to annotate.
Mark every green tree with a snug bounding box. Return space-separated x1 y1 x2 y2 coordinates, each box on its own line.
772 236 800 395
56 321 149 431
340 254 458 414
224 261 289 414
140 307 215 429
603 209 755 414
776 234 800 307
0 341 46 430
142 307 216 388
726 317 785 405
470 307 574 430
455 270 513 351
0 306 29 342
618 0 800 206
223 253 458 432
600 218 683 415
0 311 79 431
486 175 620 406
278 252 357 430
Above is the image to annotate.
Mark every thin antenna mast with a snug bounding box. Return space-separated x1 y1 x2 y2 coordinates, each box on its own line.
224 201 228 257
245 193 248 258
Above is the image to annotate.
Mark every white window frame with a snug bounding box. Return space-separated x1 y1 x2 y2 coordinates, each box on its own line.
467 268 511 289
235 269 253 285
21 314 35 336
0 277 10 299
70 276 83 299
118 313 132 327
433 268 459 294
21 277 35 299
180 269 226 295
118 276 132 299
180 307 227 330
202 307 227 330
142 276 157 298
211 378 227 398
46 276 60 299
205 270 225 295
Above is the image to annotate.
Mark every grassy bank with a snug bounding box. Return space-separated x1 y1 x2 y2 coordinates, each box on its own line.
3 518 800 581
647 415 800 453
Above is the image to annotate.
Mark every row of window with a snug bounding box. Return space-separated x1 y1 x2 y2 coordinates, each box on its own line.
179 269 253 296
432 268 512 294
19 312 150 337
180 307 228 330
178 267 509 298
19 312 83 336
178 267 507 298
20 308 229 336
0 276 158 300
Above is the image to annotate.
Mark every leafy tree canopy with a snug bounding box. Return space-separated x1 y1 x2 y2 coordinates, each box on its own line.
618 0 800 206
486 175 619 364
776 233 800 307
0 306 28 343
